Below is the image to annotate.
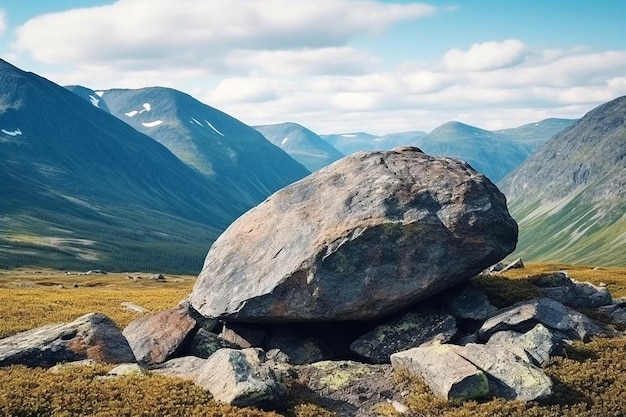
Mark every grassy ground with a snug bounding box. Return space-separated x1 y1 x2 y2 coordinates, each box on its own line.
0 264 625 416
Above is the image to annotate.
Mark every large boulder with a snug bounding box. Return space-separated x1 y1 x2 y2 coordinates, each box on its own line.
189 147 518 322
0 313 135 367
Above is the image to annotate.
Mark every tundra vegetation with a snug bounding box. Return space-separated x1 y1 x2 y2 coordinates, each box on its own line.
0 264 625 417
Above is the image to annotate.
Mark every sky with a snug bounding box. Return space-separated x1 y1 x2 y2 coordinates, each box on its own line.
1 0 626 134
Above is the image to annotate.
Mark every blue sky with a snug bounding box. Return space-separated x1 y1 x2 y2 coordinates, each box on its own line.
1 1 625 134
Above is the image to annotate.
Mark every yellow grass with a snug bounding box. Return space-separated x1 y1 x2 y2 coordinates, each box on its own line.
0 268 195 338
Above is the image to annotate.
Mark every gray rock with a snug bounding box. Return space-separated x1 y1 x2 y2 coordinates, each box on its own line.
189 147 518 322
534 272 612 308
107 363 148 377
122 305 196 365
120 301 149 314
294 360 400 417
189 327 239 359
221 323 266 348
479 297 613 342
153 356 206 381
444 284 498 321
195 348 287 408
0 313 135 367
488 262 505 272
451 343 552 401
390 344 489 400
486 324 562 366
265 333 330 365
350 311 457 363
501 258 524 271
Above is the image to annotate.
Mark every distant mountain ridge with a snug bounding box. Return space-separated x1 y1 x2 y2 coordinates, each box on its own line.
499 96 626 266
254 122 343 172
99 87 309 207
320 119 573 182
0 59 305 273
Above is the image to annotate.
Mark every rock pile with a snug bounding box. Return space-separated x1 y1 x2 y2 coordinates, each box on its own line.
1 149 624 416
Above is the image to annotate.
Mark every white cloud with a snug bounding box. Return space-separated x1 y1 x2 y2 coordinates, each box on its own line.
13 0 436 68
443 39 528 72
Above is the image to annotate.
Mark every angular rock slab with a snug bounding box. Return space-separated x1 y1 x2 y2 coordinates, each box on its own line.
350 311 457 363
195 348 287 408
0 313 135 367
479 297 613 342
444 284 498 321
123 305 196 365
486 324 562 366
451 343 552 401
189 147 518 321
391 344 489 400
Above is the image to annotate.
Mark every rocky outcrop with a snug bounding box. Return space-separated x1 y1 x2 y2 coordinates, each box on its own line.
479 297 613 342
189 147 518 322
444 284 497 321
0 313 135 367
391 344 489 400
122 305 196 365
533 272 612 308
350 311 457 363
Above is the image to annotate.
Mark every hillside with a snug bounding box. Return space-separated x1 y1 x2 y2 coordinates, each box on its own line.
321 131 426 155
496 118 576 149
254 122 343 172
100 87 309 207
499 96 626 266
0 60 250 273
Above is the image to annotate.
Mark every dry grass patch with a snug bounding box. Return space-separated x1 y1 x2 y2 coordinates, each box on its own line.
0 269 195 338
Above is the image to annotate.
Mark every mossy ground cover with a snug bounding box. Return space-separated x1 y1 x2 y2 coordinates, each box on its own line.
1 264 625 416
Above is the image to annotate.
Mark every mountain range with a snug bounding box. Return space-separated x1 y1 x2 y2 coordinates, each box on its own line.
1 56 622 270
499 96 626 266
254 122 343 172
0 60 306 273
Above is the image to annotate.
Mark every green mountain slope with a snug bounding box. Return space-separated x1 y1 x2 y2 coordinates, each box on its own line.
499 97 626 266
254 122 343 172
0 60 247 273
100 87 309 207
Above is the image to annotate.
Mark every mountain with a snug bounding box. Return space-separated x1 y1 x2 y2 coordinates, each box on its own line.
499 96 626 266
65 85 111 113
412 121 533 183
0 59 256 273
496 118 576 149
99 87 309 207
254 122 343 171
321 131 427 155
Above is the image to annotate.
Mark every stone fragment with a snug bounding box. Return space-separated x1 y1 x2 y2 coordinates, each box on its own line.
444 284 498 321
350 311 457 363
195 348 287 408
189 327 239 359
451 343 552 401
0 313 135 367
122 305 196 365
502 258 524 271
479 297 613 342
390 344 489 400
221 323 266 348
189 148 518 322
534 272 612 308
486 324 562 366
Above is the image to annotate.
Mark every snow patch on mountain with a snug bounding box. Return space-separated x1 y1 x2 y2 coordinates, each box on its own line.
205 120 225 136
1 128 22 136
89 95 100 108
142 120 163 127
281 137 289 146
95 91 104 97
125 110 138 117
190 117 203 127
